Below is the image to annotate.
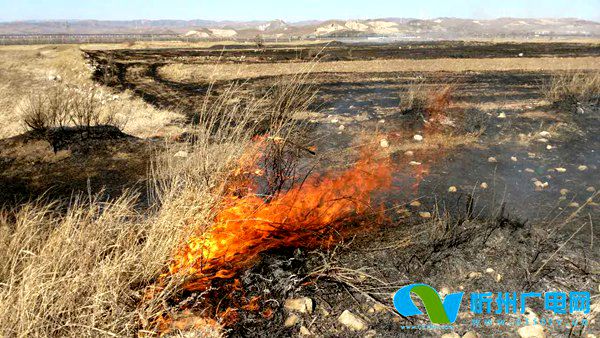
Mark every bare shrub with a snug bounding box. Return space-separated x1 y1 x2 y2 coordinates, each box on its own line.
544 71 600 111
399 80 454 118
20 86 121 133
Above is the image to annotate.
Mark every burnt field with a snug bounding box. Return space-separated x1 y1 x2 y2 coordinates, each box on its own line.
1 41 599 337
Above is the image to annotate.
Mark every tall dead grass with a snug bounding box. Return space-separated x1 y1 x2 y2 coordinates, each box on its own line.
544 71 600 110
399 80 454 117
0 73 315 337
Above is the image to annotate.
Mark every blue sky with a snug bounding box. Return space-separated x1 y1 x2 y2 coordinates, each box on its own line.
0 0 598 22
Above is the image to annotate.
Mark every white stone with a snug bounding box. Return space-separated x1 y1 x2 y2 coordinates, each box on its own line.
488 157 498 163
448 186 458 193
560 189 569 195
338 310 367 331
555 168 567 173
587 186 596 192
463 331 479 338
284 314 299 327
539 131 551 137
409 161 422 166
419 211 432 219
578 165 588 171
480 182 488 189
413 134 424 142
338 124 345 130
498 112 507 119
518 325 545 338
284 298 313 314
569 202 580 208
404 151 414 156
299 326 311 336
380 139 389 148
485 268 495 274
441 333 460 338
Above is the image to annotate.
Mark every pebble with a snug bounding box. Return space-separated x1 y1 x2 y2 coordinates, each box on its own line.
338 125 345 130
569 202 580 208
409 201 421 207
587 187 596 192
379 139 389 148
485 268 495 274
480 182 488 189
284 298 313 314
404 150 414 156
538 131 551 137
560 189 569 195
413 134 424 142
511 156 518 162
518 325 545 338
536 138 549 143
448 186 458 193
578 165 588 171
528 152 536 158
378 119 385 124
409 161 422 166
299 326 311 336
284 314 300 327
468 272 483 279
463 332 479 338
498 112 507 119
419 211 432 219
338 310 367 331
330 118 339 123
495 274 503 282
488 157 498 163
525 168 535 173
555 168 567 173
546 145 554 150
442 333 460 338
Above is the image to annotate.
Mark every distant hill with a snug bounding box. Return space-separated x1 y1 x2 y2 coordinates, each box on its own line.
0 18 598 40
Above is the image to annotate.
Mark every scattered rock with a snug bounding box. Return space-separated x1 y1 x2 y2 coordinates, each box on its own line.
441 333 460 338
379 139 389 148
364 330 377 338
330 118 339 123
480 182 488 189
497 112 507 119
174 150 189 158
485 268 495 274
518 325 545 338
463 332 480 338
488 157 498 163
546 145 554 150
404 150 414 156
538 131 551 137
568 202 580 208
578 165 588 171
495 274 503 282
518 53 524 57
378 119 385 124
560 189 569 195
409 201 421 207
338 125 345 131
511 156 518 162
468 272 483 279
284 298 313 314
528 152 536 158
413 134 424 142
536 138 548 143
284 314 300 327
587 186 596 192
371 303 387 313
419 211 432 219
448 186 458 193
409 161 422 166
338 310 367 331
555 167 567 173
299 326 311 336
525 168 535 173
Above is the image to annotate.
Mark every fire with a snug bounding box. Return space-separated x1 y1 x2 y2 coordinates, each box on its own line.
168 145 393 291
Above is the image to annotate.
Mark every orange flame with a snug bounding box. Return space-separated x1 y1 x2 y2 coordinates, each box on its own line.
168 146 392 291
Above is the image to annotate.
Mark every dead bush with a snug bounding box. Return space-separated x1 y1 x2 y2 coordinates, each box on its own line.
20 86 122 133
399 80 454 118
544 71 600 111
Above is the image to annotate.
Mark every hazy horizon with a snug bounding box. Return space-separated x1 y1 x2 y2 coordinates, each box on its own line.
0 0 598 22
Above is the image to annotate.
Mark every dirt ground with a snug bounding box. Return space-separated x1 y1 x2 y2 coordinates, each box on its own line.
1 41 598 337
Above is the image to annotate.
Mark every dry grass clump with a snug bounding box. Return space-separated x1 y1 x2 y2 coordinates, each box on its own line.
0 74 314 337
544 71 600 110
399 80 454 118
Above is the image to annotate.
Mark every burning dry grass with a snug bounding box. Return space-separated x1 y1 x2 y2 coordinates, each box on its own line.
0 74 316 336
543 71 600 110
